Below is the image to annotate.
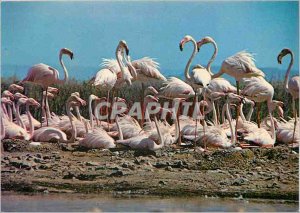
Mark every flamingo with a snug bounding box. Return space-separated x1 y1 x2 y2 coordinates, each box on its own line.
211 50 265 136
116 116 164 151
241 76 274 127
2 98 32 140
93 40 136 127
194 93 239 149
20 48 73 126
179 35 211 88
277 48 300 142
32 95 86 143
237 100 280 148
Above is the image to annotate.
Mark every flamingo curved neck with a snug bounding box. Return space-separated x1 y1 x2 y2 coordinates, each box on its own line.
211 101 218 125
88 97 94 129
115 116 123 140
246 103 254 121
283 52 294 92
225 99 235 144
153 117 164 148
116 47 126 81
0 116 4 140
58 52 69 84
26 104 34 139
16 102 26 129
184 38 197 81
206 40 218 75
66 103 77 143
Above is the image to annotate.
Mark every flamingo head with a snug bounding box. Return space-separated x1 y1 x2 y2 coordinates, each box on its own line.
48 87 59 94
210 91 226 101
14 92 27 100
1 97 13 105
8 84 24 93
60 48 74 60
119 40 129 55
196 36 214 52
26 98 40 108
2 90 14 100
69 94 86 106
144 95 159 105
277 48 292 64
43 91 55 99
227 93 245 104
89 94 99 101
18 97 28 105
179 35 193 51
144 86 158 96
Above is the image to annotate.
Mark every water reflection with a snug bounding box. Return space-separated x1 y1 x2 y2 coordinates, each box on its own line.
1 192 298 212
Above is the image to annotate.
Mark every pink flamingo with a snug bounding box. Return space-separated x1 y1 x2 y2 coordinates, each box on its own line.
277 48 299 142
20 48 74 126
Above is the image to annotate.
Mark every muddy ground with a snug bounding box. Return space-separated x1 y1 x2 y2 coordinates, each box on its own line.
1 139 299 201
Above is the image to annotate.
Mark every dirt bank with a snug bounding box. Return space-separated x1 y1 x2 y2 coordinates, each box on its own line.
1 139 299 200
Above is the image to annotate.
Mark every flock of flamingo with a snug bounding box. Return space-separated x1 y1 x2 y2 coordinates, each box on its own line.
1 35 299 151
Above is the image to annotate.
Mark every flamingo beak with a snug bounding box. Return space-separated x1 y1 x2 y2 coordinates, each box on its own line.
70 53 74 60
277 53 282 64
179 42 184 51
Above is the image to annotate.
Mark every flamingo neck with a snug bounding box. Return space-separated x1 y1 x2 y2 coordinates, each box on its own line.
116 47 126 81
267 102 276 140
212 100 218 125
1 103 9 119
66 103 77 143
58 52 69 84
89 97 94 129
75 106 82 122
16 102 26 129
115 116 123 140
45 95 51 119
184 38 197 81
283 52 294 92
154 117 164 148
246 103 254 121
26 104 34 139
7 102 13 122
239 103 246 121
207 40 218 75
225 99 235 144
0 116 4 140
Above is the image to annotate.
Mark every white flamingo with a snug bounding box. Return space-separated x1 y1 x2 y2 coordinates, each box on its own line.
277 48 300 142
32 95 86 143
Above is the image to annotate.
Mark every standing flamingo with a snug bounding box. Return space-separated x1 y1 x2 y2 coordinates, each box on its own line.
211 50 265 137
20 48 74 126
93 40 136 126
277 48 300 142
241 76 274 127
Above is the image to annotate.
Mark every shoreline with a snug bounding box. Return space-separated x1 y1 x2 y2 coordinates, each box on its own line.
1 139 299 201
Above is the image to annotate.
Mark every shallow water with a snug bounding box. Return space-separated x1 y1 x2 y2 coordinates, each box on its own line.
1 192 298 212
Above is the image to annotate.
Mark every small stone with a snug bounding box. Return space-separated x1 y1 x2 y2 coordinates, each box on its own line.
109 170 124 177
86 161 100 166
39 164 51 170
165 166 173 172
36 153 42 159
232 178 249 186
158 180 167 186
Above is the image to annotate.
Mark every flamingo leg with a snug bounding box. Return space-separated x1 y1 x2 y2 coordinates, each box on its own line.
257 102 261 128
39 86 44 127
45 87 49 126
141 83 145 127
107 90 110 131
235 81 240 143
176 101 182 146
292 98 297 143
